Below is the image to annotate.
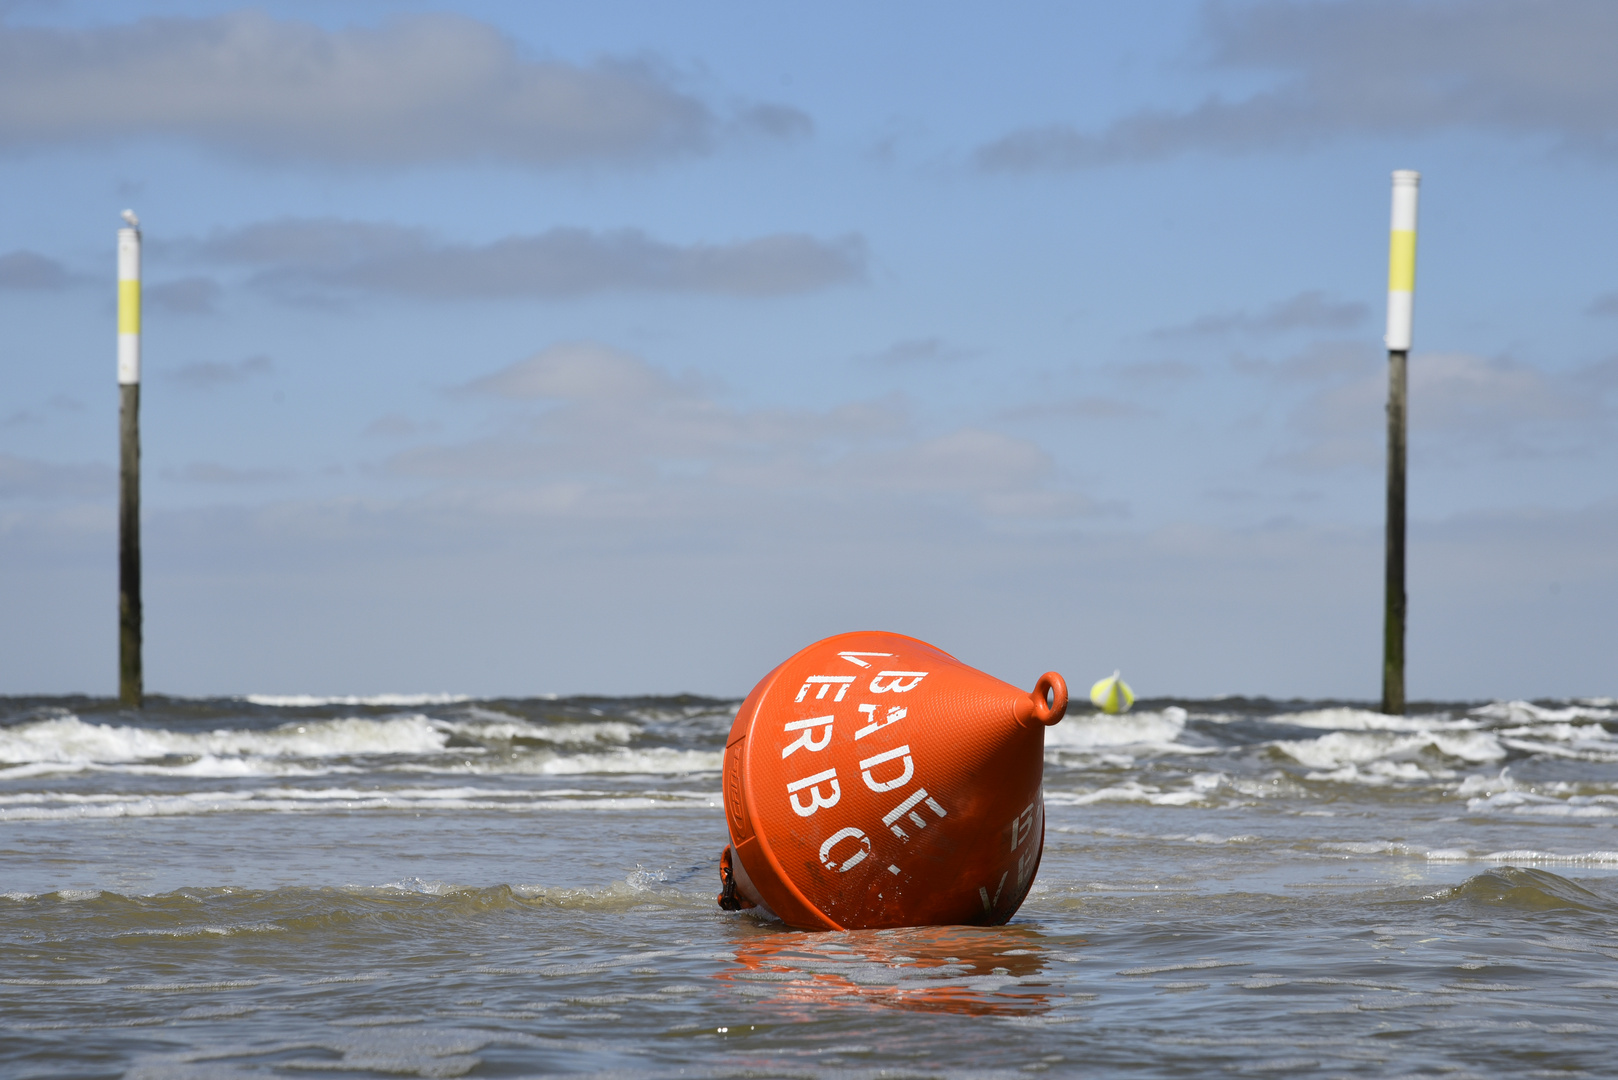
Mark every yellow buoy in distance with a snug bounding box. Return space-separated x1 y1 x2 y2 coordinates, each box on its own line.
1090 670 1134 714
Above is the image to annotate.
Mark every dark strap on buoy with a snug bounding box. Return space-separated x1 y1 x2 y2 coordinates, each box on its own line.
717 846 744 911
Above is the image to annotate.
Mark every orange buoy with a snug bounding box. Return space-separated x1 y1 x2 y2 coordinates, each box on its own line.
717 630 1067 930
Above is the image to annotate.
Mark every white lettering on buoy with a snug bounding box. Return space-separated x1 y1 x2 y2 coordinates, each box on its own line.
781 715 834 758
837 652 893 668
786 768 842 817
796 676 856 703
854 703 906 740
1013 798 1043 886
882 787 946 840
869 671 927 694
1008 801 1036 850
819 827 870 872
1016 844 1037 887
859 745 915 792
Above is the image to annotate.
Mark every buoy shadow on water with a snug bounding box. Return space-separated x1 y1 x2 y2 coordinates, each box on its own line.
717 631 1066 931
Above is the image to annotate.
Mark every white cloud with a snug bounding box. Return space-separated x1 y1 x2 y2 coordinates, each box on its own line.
0 454 113 500
167 462 294 485
1281 351 1610 469
459 341 681 402
846 428 1046 492
0 11 808 167
364 414 436 440
190 218 864 300
0 250 73 290
1587 292 1618 317
1000 396 1149 421
858 338 980 367
1411 352 1589 427
402 342 1089 522
977 0 1618 170
1152 291 1369 340
146 277 221 315
1108 359 1203 385
1232 340 1378 385
166 354 274 390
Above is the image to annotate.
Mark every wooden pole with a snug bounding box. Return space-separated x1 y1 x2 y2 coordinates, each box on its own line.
119 382 142 706
118 213 142 707
1381 172 1419 715
1382 348 1406 715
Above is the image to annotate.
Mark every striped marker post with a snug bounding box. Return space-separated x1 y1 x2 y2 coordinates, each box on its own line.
1381 171 1419 716
118 211 142 707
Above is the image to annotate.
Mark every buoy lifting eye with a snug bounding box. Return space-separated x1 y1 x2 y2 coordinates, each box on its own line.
1027 672 1068 727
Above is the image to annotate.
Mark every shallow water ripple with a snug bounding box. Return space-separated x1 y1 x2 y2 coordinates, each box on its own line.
2 692 1615 1077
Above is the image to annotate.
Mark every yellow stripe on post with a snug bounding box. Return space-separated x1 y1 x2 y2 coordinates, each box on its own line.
1388 229 1416 293
118 279 141 335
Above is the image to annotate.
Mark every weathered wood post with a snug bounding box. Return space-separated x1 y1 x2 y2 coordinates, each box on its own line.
118 210 143 707
1382 171 1419 715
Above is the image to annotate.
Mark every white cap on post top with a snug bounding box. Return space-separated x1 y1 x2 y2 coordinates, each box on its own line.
118 211 141 385
1384 171 1420 351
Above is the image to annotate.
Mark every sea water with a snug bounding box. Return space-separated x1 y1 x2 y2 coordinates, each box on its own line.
3 692 1617 1077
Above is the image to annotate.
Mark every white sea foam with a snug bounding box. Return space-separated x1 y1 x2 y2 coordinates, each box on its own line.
1454 770 1523 797
1498 722 1610 741
1465 791 1618 818
243 693 474 707
0 714 450 765
450 718 637 747
1276 730 1507 782
1306 761 1450 784
1046 708 1189 750
1307 841 1618 867
529 749 721 775
1471 700 1617 724
118 923 286 938
1423 849 1472 862
1320 840 1421 856
1268 707 1478 733
387 747 719 777
1046 781 1208 807
1494 724 1618 762
1048 770 1287 809
0 784 720 821
1424 848 1618 865
0 712 651 778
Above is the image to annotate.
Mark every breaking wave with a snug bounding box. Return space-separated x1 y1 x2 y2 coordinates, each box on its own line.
0 710 717 780
1045 707 1189 752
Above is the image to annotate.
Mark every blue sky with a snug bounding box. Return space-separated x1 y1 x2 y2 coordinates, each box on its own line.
3 0 1615 698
